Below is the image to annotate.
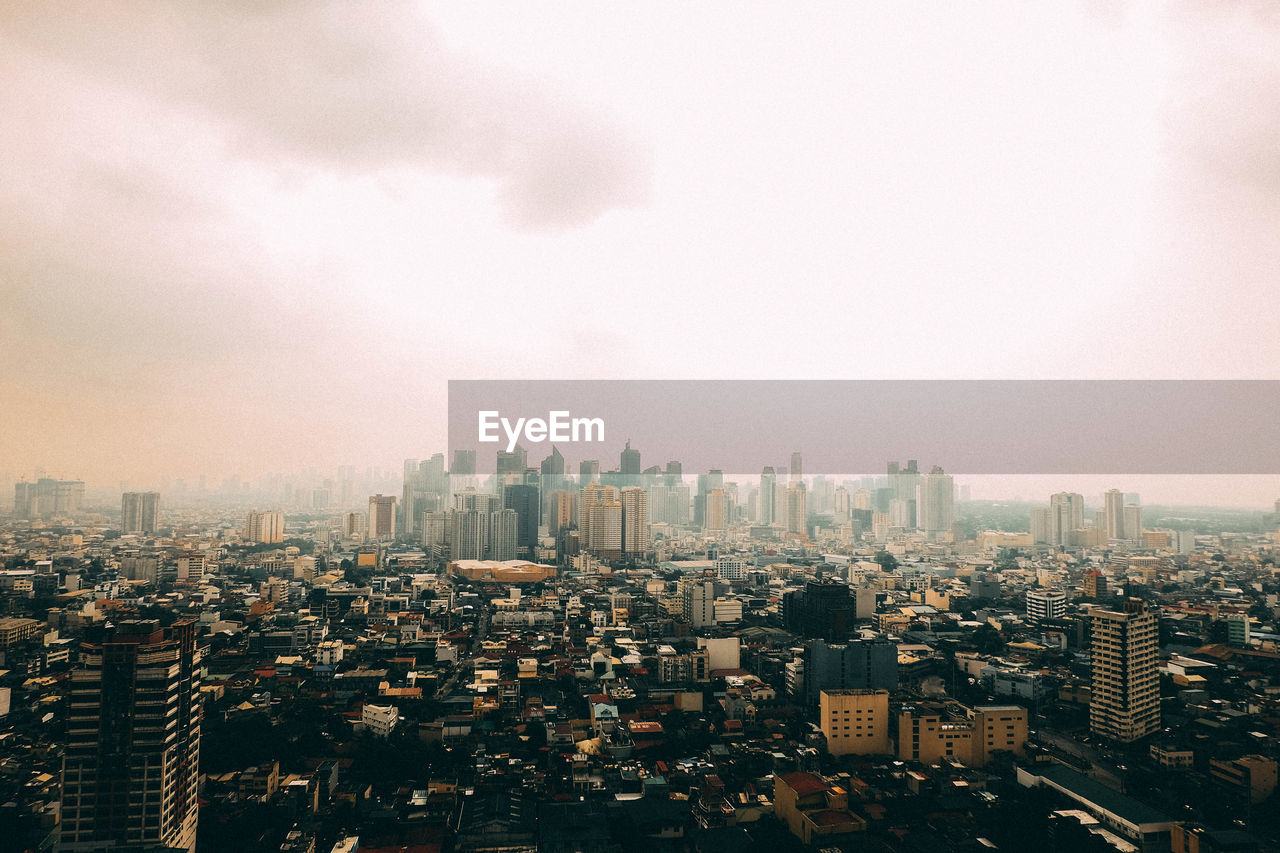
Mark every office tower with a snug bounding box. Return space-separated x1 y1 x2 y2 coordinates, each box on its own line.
540 446 565 495
760 467 777 525
496 445 527 485
665 460 682 481
1090 598 1160 743
1103 489 1126 541
61 620 201 852
821 689 891 756
916 466 954 537
367 495 397 540
1124 504 1143 542
803 638 898 708
1083 569 1108 600
579 459 600 485
501 484 539 556
620 487 649 555
487 509 519 561
587 497 623 558
785 483 807 537
704 488 728 533
681 578 717 629
620 440 641 478
1025 588 1067 622
790 451 803 485
783 580 856 642
120 492 161 534
450 450 476 477
1048 492 1085 546
243 510 285 544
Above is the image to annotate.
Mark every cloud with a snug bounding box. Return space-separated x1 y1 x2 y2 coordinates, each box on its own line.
0 1 649 228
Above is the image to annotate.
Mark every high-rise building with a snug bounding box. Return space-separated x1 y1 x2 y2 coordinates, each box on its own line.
704 488 728 533
367 495 397 539
60 620 201 852
1124 504 1143 543
1103 489 1126 541
916 466 954 537
620 440 641 478
587 498 623 558
783 580 856 642
503 484 540 556
759 467 777 525
540 446 566 495
785 483 807 537
790 451 803 485
802 638 898 708
1048 492 1085 546
620 487 649 556
1025 588 1067 622
487 509 519 561
1084 569 1108 600
120 492 161 534
681 579 717 629
1090 598 1159 743
451 510 487 560
243 510 285 544
579 459 600 485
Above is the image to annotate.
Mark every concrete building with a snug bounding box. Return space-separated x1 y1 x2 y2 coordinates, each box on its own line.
60 620 201 852
820 689 891 756
120 491 161 534
362 703 398 738
1090 598 1160 743
1026 588 1067 622
897 702 1027 767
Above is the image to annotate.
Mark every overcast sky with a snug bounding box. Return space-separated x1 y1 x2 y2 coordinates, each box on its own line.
2 2 1278 504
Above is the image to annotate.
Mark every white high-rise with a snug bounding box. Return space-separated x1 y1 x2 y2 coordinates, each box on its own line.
916 466 954 538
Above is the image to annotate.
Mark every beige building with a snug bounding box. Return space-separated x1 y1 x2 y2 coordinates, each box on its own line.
244 510 285 544
820 689 891 756
898 702 1027 766
1090 598 1159 743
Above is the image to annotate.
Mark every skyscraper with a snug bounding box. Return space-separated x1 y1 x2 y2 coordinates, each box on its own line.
1048 492 1085 546
759 467 777 525
579 459 600 485
916 466 954 538
786 482 807 538
367 494 397 539
60 620 201 852
503 484 540 556
1103 489 1126 541
620 440 641 478
1090 598 1160 743
620 486 649 556
120 491 161 534
790 451 803 485
488 508 519 561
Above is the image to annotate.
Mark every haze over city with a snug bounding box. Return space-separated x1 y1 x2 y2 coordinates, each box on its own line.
4 2 1280 496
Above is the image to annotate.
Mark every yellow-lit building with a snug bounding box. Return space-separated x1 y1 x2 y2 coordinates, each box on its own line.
447 559 557 583
820 689 891 756
898 702 1027 766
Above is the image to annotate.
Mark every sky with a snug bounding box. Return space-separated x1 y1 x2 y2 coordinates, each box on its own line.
1 2 1279 505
